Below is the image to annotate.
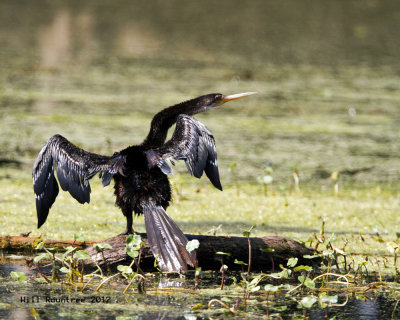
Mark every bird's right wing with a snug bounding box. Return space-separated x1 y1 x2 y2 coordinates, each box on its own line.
146 114 222 190
33 134 126 227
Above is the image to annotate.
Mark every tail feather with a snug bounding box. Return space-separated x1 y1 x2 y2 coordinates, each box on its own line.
143 204 197 273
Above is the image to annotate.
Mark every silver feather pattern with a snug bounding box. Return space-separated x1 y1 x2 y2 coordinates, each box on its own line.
33 134 126 228
152 114 222 190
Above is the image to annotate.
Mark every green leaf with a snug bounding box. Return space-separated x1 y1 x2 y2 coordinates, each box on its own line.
294 265 313 272
59 267 70 274
264 284 280 292
216 251 231 256
186 239 200 253
125 247 139 259
126 234 143 248
34 252 49 262
117 265 133 274
287 257 298 268
62 246 77 260
74 250 90 260
74 233 86 241
35 241 45 250
10 271 27 282
250 285 260 292
299 296 317 309
319 294 338 305
298 276 315 289
303 254 320 259
242 224 257 237
260 248 275 253
234 259 248 266
195 267 202 277
192 303 204 310
94 243 112 252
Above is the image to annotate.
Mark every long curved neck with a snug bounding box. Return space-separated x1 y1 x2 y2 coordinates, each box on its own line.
141 96 211 148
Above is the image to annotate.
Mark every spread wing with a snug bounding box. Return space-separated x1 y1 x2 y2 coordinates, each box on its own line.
146 114 222 190
33 134 126 228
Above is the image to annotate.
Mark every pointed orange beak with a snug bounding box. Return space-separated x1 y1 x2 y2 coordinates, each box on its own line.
220 92 257 104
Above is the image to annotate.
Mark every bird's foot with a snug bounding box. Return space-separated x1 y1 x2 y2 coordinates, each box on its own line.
119 228 134 236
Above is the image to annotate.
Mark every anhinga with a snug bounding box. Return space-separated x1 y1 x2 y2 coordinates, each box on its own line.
32 92 256 273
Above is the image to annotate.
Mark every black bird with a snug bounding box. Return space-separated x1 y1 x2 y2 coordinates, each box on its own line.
32 92 256 272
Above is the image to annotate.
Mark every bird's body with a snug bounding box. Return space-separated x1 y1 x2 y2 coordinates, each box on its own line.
33 92 256 272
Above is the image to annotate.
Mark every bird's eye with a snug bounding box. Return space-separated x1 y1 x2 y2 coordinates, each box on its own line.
215 94 223 100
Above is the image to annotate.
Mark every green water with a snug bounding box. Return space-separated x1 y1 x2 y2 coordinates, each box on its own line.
1 0 400 319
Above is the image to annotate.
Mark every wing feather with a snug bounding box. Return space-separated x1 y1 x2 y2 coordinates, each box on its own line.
33 134 126 227
147 115 222 190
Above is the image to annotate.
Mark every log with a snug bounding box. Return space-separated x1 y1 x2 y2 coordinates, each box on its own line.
0 234 320 272
0 235 96 251
84 233 320 272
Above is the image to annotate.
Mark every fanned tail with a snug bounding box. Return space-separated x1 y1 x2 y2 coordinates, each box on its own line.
143 203 197 273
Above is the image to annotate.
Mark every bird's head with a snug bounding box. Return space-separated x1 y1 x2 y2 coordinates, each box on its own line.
198 92 257 112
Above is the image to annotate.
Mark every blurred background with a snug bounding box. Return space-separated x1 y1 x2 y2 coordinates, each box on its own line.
0 0 399 238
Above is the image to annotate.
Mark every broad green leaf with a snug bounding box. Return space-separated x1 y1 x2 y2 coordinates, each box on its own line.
117 265 133 274
195 267 202 276
125 247 139 259
299 296 317 309
35 241 45 250
264 284 279 292
34 252 49 262
294 265 313 272
319 294 338 305
287 257 298 268
298 276 315 289
59 267 70 274
94 243 112 252
74 233 86 241
10 271 27 282
75 250 90 260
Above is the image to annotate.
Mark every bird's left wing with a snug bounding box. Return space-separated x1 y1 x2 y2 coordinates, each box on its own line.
146 114 222 190
33 134 126 227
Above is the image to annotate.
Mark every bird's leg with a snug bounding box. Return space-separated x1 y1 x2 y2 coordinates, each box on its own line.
119 208 134 235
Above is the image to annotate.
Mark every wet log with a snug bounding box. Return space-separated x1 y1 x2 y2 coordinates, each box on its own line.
0 235 96 251
0 234 320 272
84 233 320 272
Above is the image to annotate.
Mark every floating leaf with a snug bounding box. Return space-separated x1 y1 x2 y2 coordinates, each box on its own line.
10 271 26 282
299 296 317 309
319 294 338 306
186 239 200 253
192 303 204 310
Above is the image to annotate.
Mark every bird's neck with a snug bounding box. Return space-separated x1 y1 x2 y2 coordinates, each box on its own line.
141 97 206 148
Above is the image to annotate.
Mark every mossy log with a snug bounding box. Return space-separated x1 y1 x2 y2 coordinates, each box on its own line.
84 234 319 272
0 234 320 272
